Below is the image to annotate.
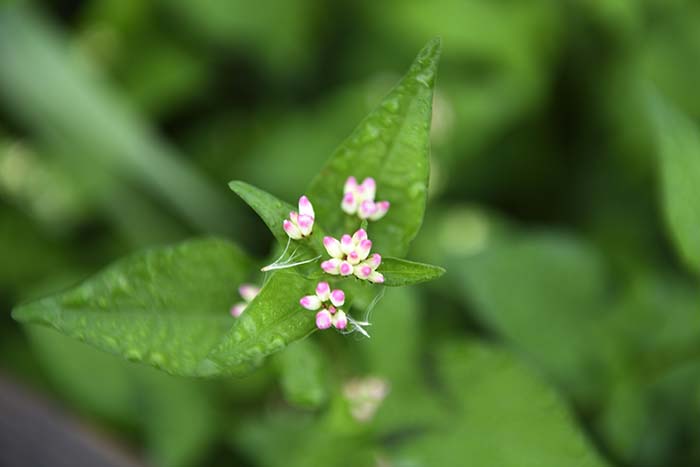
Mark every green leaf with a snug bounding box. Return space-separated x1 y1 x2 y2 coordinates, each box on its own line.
229 180 297 248
306 38 441 256
450 231 609 403
27 326 217 467
379 256 445 286
394 340 608 467
13 238 318 377
202 270 317 375
276 338 329 409
229 180 324 259
649 93 700 274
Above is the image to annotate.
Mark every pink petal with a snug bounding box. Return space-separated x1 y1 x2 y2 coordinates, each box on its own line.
352 229 367 243
368 253 382 268
297 214 314 236
330 289 345 307
347 250 361 265
316 309 332 330
298 195 315 218
239 284 260 302
339 261 353 276
369 201 390 221
332 310 348 330
300 295 322 311
357 239 372 261
230 303 246 317
353 264 372 279
341 192 357 215
340 234 354 255
360 177 376 200
358 200 377 220
323 236 343 259
368 271 385 284
315 281 331 301
344 176 359 194
321 258 341 275
283 219 302 240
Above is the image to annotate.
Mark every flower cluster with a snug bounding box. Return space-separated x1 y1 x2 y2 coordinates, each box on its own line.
341 176 390 221
300 282 348 330
230 283 260 318
283 195 315 240
321 229 384 284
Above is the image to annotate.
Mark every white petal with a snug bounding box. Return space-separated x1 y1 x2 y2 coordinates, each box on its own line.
300 295 322 310
323 236 343 258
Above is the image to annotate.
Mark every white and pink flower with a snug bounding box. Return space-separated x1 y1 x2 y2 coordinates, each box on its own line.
230 283 260 318
283 195 315 240
320 229 384 284
341 176 390 221
300 281 348 330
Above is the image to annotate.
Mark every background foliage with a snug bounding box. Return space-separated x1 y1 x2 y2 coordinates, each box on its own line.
1 1 700 466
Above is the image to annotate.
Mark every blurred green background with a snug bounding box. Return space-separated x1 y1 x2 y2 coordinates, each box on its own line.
1 1 700 466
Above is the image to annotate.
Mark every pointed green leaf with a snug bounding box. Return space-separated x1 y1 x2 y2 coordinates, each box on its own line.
13 238 318 377
229 180 325 259
649 93 700 275
395 340 608 467
276 338 329 409
379 257 446 286
201 270 317 376
307 38 441 257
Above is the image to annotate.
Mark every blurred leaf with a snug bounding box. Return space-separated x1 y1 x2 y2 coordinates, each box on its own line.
276 338 328 409
230 408 375 467
27 326 216 467
307 38 441 256
379 257 445 286
394 340 608 467
451 231 611 402
14 238 255 377
0 6 236 235
649 93 700 274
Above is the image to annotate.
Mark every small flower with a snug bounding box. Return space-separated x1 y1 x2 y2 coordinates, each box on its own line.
230 283 260 317
283 195 315 239
321 229 384 284
343 377 390 422
300 282 348 330
341 176 390 221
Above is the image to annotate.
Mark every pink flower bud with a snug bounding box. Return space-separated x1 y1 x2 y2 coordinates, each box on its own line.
300 295 322 310
330 289 345 307
358 200 377 220
368 271 385 284
369 201 390 221
316 309 332 330
298 195 315 218
341 192 357 214
239 284 260 302
368 253 382 269
352 229 368 243
339 261 353 276
356 239 372 260
340 234 354 255
283 219 302 240
230 303 246 317
347 250 360 264
354 264 372 279
323 236 343 259
315 282 331 301
361 177 376 200
332 310 348 330
321 258 341 274
297 214 314 236
344 176 359 194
